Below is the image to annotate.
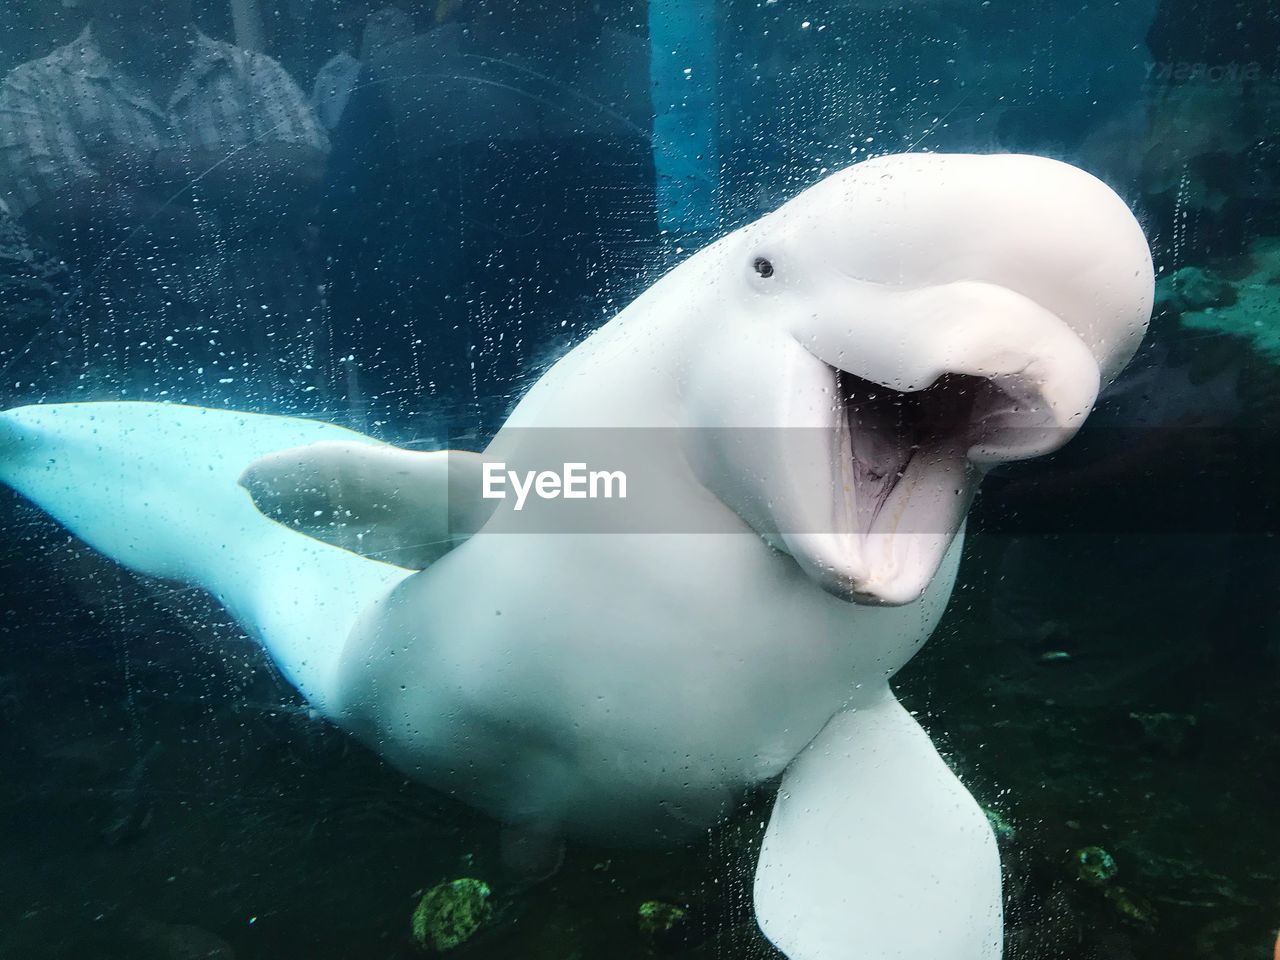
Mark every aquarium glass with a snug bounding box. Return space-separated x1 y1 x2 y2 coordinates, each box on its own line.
0 1 1277 958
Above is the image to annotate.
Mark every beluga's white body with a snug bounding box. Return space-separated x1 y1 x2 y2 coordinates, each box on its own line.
0 154 1153 960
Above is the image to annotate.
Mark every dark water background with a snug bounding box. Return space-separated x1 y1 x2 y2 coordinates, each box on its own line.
1 0 1279 957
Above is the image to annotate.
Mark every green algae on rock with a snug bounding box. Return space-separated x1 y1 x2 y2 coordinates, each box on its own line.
637 899 688 937
411 878 492 952
1074 847 1119 886
1104 886 1156 927
1155 265 1237 316
1176 238 1280 363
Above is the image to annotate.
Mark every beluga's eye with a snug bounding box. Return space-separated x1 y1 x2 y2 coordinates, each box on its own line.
753 257 775 279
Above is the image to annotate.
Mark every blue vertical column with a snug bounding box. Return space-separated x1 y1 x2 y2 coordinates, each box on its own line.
229 0 266 50
648 0 721 254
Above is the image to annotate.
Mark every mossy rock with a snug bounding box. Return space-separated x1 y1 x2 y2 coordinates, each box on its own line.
1156 265 1237 316
411 878 492 953
1073 846 1119 886
1178 238 1280 364
638 899 687 936
1103 886 1156 927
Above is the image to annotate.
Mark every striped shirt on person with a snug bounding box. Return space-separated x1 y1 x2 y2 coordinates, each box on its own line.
0 25 328 217
0 27 333 410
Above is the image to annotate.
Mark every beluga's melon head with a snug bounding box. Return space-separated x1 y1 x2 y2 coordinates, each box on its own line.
684 152 1153 606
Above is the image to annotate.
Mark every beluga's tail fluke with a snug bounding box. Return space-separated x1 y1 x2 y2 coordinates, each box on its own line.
0 402 413 713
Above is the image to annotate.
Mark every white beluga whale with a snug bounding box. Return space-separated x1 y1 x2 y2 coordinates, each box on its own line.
0 153 1153 959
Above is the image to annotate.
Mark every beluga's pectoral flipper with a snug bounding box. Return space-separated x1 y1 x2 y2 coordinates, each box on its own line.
754 689 1002 960
239 441 496 568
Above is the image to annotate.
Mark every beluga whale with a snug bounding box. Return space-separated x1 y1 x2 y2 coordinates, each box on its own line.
0 153 1153 959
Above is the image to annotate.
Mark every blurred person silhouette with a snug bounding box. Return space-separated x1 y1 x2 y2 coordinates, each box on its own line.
311 2 416 131
321 0 658 437
0 0 330 409
0 199 69 403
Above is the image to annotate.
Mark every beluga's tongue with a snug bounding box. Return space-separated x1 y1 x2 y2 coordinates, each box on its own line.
842 371 915 534
840 371 985 537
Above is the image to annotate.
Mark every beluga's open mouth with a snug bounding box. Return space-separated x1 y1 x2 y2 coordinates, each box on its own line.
828 362 1073 606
